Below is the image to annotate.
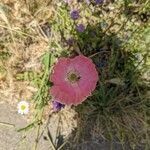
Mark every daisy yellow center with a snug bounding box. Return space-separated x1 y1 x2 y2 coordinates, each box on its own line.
21 105 26 110
67 71 80 83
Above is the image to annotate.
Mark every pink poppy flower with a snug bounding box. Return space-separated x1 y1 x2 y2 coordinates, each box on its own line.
50 55 98 105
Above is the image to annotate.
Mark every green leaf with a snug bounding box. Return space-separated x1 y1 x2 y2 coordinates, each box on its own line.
42 52 51 70
17 121 37 132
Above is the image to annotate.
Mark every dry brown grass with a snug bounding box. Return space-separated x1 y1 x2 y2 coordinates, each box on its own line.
0 2 79 144
0 0 53 106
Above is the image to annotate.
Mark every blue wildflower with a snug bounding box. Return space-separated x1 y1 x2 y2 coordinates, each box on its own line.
95 0 104 4
70 10 80 20
86 0 104 5
52 101 65 111
76 24 85 32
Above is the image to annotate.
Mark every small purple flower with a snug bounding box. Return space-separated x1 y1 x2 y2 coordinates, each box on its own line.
52 101 65 111
76 24 85 32
95 0 104 4
70 10 80 20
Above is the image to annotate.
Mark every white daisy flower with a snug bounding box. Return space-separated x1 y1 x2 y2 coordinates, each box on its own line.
17 101 29 115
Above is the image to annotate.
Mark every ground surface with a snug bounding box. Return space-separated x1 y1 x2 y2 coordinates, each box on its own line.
1 103 125 150
0 102 145 150
0 102 50 150
0 102 78 150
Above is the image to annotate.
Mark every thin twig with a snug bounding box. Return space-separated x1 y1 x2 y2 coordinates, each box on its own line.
73 44 83 55
0 122 15 127
0 24 46 41
37 111 54 141
33 123 41 150
89 50 109 58
32 107 44 150
47 126 56 150
57 141 68 150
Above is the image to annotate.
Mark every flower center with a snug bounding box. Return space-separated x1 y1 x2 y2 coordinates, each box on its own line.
21 105 26 110
67 71 80 83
